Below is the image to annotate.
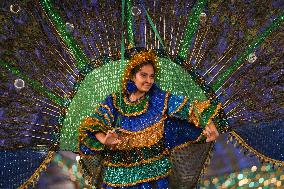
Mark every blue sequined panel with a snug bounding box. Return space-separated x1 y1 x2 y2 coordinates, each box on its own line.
0 150 47 189
233 119 284 161
164 118 203 150
167 94 187 115
101 177 169 189
119 90 167 132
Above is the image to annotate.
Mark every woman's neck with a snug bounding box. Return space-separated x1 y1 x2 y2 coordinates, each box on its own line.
129 91 145 102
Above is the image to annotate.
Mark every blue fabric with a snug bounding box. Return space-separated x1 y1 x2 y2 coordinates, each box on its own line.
156 177 169 188
79 143 102 155
168 97 192 120
164 118 203 150
101 177 169 189
0 150 47 189
233 119 284 161
167 94 186 115
119 88 166 131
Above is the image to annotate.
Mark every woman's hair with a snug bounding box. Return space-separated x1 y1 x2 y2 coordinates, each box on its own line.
130 60 157 77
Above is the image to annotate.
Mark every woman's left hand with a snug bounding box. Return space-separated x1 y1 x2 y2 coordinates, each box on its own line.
202 121 220 142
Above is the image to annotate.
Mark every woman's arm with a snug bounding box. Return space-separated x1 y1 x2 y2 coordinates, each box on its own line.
78 96 118 155
166 93 220 142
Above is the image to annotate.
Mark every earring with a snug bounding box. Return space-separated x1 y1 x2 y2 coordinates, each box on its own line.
126 80 138 94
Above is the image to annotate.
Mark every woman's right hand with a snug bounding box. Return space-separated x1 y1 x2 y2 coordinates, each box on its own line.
102 130 121 145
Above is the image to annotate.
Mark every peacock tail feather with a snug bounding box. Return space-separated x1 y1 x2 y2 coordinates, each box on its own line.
0 0 283 188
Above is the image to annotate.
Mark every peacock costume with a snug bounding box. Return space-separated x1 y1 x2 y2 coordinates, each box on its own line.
78 51 223 188
0 0 283 188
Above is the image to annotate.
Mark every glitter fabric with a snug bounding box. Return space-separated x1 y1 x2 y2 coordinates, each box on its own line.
1 0 283 188
113 92 149 116
0 150 54 189
61 53 210 151
0 60 64 105
78 68 221 187
103 157 172 186
178 0 207 59
40 0 90 71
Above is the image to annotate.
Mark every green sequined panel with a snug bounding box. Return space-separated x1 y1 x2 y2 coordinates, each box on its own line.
103 156 172 185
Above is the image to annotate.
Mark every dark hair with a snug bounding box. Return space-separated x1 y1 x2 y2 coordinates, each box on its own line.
130 61 156 77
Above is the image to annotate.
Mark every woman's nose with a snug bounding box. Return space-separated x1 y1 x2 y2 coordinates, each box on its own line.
146 77 152 83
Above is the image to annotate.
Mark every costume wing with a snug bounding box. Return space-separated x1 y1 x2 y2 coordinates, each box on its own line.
0 1 77 187
0 0 283 188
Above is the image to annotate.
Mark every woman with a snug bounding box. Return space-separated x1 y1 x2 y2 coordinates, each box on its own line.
78 50 220 188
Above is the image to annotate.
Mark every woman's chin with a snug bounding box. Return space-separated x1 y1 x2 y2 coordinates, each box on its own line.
137 88 150 93
142 87 152 92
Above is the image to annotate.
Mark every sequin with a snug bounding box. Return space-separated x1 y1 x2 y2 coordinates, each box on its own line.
78 84 221 186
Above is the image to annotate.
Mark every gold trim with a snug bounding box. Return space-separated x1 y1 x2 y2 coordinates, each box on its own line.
102 169 172 187
78 135 104 149
188 104 200 127
96 110 111 126
79 117 111 132
78 124 107 143
78 131 104 151
188 100 221 128
78 118 109 155
230 131 284 166
18 151 56 189
79 142 104 152
206 103 222 126
169 96 189 117
112 93 149 117
99 104 114 121
171 134 204 153
194 100 211 114
123 94 146 106
78 133 88 143
103 149 169 167
162 92 170 115
118 116 166 134
112 117 166 150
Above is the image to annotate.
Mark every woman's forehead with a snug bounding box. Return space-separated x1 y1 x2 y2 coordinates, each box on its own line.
138 64 155 74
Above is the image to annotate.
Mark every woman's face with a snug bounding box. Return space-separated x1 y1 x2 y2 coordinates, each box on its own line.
132 64 155 93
